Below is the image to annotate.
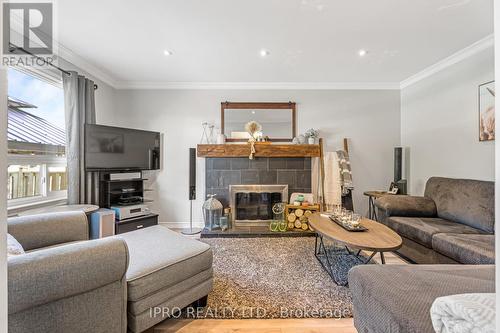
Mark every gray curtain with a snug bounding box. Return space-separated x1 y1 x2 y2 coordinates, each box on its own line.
63 71 96 204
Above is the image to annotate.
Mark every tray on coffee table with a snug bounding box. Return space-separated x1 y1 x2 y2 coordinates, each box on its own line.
328 215 368 232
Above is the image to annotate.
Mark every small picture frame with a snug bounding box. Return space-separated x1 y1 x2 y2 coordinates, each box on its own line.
388 182 399 195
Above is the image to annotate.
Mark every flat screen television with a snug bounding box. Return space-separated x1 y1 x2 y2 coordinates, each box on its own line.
85 124 161 170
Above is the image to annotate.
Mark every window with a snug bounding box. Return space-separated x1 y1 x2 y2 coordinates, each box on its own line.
7 165 41 200
7 68 67 208
48 166 68 193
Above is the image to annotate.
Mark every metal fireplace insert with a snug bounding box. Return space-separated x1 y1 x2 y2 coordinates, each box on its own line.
229 184 288 226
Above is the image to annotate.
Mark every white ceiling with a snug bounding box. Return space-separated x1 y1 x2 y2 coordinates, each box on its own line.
56 0 494 88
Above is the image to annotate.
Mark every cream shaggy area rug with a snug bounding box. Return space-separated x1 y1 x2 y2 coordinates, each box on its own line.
193 237 354 319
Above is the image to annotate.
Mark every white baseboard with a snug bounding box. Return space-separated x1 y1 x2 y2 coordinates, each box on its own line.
159 221 204 229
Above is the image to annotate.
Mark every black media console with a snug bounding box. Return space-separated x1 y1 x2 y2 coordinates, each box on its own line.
98 170 158 234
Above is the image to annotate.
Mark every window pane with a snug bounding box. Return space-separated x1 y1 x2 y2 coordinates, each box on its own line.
7 165 41 200
48 166 68 192
7 68 66 156
7 68 68 204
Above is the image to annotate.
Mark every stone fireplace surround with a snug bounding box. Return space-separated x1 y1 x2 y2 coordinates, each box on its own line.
205 157 312 208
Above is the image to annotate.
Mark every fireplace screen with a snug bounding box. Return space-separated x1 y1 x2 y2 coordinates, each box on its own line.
235 192 283 220
230 185 288 226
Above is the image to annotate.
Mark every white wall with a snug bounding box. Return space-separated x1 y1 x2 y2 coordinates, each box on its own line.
401 47 495 195
93 82 116 124
109 89 401 226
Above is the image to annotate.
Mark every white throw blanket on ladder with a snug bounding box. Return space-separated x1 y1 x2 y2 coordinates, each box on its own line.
312 152 342 208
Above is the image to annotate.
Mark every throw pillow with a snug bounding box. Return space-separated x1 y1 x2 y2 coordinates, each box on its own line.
7 233 25 257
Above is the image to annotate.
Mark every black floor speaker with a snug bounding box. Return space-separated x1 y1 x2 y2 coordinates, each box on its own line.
189 148 196 200
183 148 201 235
394 147 408 195
394 147 402 182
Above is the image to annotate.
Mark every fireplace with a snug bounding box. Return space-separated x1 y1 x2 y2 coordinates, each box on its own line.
230 185 288 226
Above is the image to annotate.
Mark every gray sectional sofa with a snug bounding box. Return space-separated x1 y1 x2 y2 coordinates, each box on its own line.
348 176 496 332
349 264 495 333
375 177 495 264
7 211 213 333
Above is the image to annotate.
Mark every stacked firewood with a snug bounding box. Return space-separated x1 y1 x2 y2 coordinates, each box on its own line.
286 205 319 231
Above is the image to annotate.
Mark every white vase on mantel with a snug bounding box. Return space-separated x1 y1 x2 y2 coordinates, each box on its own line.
217 134 226 144
308 137 315 144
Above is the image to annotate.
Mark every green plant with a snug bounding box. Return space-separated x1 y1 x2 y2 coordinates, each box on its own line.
305 128 319 138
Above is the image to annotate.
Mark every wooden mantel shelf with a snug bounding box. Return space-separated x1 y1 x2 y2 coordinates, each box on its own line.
197 144 321 158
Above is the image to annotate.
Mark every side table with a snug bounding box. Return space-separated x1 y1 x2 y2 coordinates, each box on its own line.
363 191 390 221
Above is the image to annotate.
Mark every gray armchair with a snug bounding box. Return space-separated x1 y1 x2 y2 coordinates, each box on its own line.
8 212 129 333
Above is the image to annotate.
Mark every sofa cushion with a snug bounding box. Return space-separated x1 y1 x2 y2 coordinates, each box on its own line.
348 265 495 333
424 177 494 233
432 233 495 264
375 196 437 217
8 212 89 251
128 268 213 315
387 216 483 247
128 278 213 333
116 226 213 301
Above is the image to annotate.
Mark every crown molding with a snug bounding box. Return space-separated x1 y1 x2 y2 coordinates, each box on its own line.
114 81 401 90
56 45 119 88
8 12 119 88
400 34 494 89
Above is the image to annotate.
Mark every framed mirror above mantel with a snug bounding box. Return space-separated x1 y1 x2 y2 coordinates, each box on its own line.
221 102 296 142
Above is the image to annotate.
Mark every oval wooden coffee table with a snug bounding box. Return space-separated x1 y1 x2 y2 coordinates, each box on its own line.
308 212 402 283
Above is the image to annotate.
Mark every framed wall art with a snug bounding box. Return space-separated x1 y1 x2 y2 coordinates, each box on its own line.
479 80 495 141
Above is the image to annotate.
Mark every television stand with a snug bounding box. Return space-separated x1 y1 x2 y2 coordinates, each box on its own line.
97 170 159 234
115 213 159 234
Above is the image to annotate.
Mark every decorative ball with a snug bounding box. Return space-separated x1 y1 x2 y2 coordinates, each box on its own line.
272 202 285 214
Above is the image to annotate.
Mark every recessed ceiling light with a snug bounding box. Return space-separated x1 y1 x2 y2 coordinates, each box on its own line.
260 49 270 57
358 49 368 57
163 50 173 56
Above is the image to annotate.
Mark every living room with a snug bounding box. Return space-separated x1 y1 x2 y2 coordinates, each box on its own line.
0 1 498 333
